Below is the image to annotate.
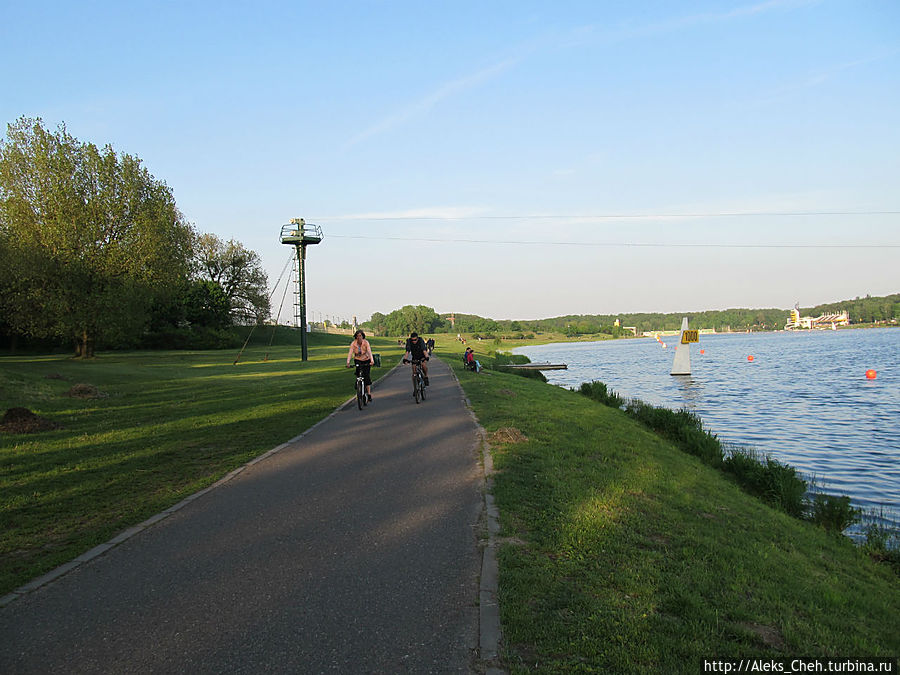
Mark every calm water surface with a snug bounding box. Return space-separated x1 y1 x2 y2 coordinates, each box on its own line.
515 328 900 528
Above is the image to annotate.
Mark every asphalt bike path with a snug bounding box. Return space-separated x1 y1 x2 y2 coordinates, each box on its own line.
0 357 487 673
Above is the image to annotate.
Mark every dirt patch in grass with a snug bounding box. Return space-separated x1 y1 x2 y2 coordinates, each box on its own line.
498 388 517 397
737 622 786 650
0 407 62 433
65 383 107 399
44 373 66 380
489 427 529 444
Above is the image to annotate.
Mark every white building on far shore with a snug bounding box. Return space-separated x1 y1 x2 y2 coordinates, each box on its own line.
785 304 850 330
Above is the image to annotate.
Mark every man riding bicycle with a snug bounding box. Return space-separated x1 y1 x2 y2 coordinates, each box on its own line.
403 332 430 388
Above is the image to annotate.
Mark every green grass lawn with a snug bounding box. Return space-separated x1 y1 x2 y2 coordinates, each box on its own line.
0 334 404 596
447 357 899 673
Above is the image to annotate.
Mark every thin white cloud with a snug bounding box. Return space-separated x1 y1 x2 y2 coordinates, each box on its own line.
715 0 819 20
343 1 814 149
755 49 900 102
342 58 518 150
651 0 820 31
321 206 490 221
564 0 820 47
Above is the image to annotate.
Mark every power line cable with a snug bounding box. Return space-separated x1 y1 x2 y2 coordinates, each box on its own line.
318 209 900 221
326 234 899 249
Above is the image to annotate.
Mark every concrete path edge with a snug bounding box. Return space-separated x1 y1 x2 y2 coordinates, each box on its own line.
445 364 507 675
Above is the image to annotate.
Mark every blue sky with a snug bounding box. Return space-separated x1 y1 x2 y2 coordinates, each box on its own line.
3 0 898 322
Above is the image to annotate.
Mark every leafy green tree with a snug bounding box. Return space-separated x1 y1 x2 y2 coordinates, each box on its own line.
195 233 270 325
370 305 446 336
148 279 232 333
366 312 387 335
0 117 195 357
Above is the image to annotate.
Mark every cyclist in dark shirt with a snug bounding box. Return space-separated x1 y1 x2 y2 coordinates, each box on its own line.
404 332 430 386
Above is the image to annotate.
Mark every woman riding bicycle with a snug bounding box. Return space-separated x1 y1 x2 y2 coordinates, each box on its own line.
346 330 375 402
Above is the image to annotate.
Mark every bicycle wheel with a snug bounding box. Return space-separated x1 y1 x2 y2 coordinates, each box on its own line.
419 375 426 401
414 373 421 404
357 378 365 410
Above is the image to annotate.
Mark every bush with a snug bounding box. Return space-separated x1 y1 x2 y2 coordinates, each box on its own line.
491 351 529 366
485 352 547 382
723 447 807 518
623 399 723 467
578 381 622 408
142 326 242 350
808 493 859 533
860 514 900 571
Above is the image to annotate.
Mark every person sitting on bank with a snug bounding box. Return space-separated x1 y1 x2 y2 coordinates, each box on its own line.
464 347 480 373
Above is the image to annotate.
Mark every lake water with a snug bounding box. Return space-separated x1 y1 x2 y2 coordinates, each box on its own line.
514 328 900 530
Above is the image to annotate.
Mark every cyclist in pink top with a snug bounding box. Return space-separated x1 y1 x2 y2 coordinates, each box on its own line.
346 330 375 402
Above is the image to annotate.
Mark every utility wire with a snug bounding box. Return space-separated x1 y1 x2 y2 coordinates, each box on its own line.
318 209 900 221
326 234 899 249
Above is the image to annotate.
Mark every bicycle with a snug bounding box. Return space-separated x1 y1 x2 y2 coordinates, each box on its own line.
347 363 368 410
403 357 427 404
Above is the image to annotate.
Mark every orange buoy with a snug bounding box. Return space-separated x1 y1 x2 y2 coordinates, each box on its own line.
700 349 705 355
866 369 877 379
747 355 754 362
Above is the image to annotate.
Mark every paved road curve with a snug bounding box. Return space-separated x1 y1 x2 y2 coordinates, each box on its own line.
0 358 484 673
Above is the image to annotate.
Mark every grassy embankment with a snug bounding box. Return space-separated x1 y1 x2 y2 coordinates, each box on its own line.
0 333 405 597
446 351 899 672
3 335 898 670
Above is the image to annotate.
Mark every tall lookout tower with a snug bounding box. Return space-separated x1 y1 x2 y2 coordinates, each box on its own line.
281 218 323 361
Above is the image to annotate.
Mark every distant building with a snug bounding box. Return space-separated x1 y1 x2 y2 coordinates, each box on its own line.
785 303 850 330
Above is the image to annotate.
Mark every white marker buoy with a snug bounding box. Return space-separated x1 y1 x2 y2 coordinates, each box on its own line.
671 317 696 376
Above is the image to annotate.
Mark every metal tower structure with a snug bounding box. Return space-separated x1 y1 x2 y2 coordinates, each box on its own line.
280 218 323 361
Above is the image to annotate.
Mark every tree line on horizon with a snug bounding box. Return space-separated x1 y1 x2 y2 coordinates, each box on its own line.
364 294 900 338
0 117 271 355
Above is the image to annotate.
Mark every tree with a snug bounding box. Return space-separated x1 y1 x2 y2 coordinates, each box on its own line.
368 305 446 336
366 312 387 335
0 117 195 357
195 233 270 325
148 279 232 332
